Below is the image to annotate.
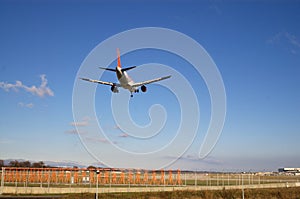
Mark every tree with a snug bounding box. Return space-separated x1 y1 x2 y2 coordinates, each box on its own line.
87 165 96 170
0 160 4 167
20 161 31 167
9 160 20 167
32 161 45 168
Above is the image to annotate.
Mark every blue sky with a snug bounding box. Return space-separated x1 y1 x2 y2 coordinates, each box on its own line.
1 0 300 171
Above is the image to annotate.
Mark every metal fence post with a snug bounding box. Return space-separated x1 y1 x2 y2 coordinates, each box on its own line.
96 170 99 199
1 167 5 195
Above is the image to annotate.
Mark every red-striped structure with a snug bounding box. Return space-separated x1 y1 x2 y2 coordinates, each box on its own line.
1 167 182 186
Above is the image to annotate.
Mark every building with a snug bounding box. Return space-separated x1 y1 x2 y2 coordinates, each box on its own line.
278 168 300 175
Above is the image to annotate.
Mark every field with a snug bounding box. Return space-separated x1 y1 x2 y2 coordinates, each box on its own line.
66 187 300 199
2 187 300 199
2 168 300 198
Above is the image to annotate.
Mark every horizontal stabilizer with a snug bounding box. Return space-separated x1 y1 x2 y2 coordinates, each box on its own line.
121 66 136 72
99 66 136 72
99 67 116 72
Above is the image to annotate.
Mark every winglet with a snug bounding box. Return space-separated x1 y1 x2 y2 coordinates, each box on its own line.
117 48 121 68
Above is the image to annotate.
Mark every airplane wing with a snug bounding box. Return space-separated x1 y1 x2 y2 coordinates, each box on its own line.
80 77 120 87
131 75 171 87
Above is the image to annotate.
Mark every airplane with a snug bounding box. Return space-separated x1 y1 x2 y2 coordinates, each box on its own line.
80 48 171 97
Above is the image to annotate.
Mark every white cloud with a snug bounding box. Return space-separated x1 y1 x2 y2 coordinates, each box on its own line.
18 102 34 108
267 31 300 54
0 74 54 97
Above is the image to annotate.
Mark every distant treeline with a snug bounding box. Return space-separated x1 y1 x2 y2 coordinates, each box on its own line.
0 160 49 168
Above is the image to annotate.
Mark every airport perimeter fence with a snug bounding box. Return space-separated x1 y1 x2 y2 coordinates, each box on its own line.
1 167 300 189
0 167 183 188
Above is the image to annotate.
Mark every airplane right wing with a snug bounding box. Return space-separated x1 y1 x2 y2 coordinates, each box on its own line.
131 75 171 87
80 77 120 87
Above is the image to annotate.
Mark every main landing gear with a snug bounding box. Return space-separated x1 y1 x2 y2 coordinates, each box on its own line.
131 88 140 97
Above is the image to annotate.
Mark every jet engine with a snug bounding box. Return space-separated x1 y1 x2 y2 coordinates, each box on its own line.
111 85 119 93
141 85 147 92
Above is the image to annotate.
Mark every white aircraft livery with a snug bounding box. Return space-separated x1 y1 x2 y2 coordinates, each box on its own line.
80 48 171 97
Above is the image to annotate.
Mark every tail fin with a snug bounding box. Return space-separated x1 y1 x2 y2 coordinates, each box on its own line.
117 48 121 68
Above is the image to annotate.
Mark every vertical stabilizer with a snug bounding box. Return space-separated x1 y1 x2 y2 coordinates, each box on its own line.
117 48 121 68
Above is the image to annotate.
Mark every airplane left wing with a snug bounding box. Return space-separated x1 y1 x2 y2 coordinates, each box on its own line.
80 77 119 86
131 75 171 87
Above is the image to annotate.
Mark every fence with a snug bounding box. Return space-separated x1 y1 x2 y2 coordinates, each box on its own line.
1 167 300 189
0 167 182 188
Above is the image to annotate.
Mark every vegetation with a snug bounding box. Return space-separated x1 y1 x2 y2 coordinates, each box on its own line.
0 160 48 168
6 187 300 199
59 187 300 199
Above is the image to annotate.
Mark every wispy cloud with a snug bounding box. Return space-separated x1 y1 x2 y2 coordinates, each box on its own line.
267 31 300 54
84 136 117 144
114 125 121 130
0 74 54 97
70 121 89 127
164 154 224 166
18 102 34 108
64 129 88 135
285 32 300 48
209 4 223 15
70 116 91 127
65 129 78 134
118 133 129 138
66 117 91 136
0 138 14 144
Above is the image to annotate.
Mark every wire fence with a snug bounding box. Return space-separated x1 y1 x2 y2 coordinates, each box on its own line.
1 167 300 189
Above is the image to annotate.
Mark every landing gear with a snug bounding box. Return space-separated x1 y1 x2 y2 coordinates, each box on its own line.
131 88 139 97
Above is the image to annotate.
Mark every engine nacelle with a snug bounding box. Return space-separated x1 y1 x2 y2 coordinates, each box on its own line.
111 85 119 93
141 85 147 92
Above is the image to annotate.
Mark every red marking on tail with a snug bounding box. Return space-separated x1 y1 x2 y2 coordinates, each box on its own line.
117 48 121 68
